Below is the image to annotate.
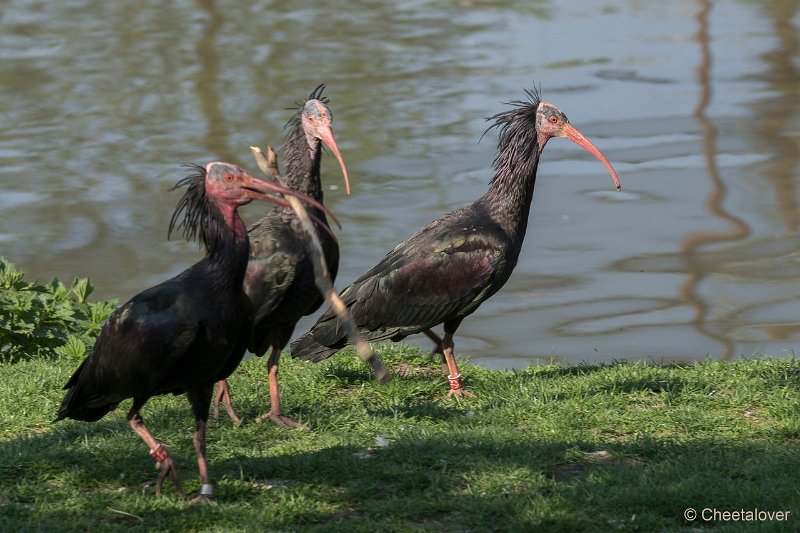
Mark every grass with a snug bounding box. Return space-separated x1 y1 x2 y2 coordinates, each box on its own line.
1 345 799 532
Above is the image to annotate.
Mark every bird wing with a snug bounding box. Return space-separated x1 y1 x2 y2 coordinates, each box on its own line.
329 214 510 341
244 249 296 324
246 209 341 324
72 282 201 402
362 236 504 334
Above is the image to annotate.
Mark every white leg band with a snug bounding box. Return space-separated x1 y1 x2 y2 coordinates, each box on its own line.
200 483 213 496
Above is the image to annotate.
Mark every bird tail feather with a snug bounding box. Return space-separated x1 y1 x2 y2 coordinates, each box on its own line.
55 386 117 422
290 330 344 362
54 359 117 423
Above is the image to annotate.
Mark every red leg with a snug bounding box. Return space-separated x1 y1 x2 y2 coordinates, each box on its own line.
213 379 242 426
127 405 186 499
255 347 307 429
187 386 215 504
441 332 473 398
190 418 214 503
422 328 449 373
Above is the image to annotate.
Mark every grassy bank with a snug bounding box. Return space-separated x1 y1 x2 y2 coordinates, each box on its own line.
1 346 798 531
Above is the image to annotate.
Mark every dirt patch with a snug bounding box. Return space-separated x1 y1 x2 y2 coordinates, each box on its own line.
552 450 643 482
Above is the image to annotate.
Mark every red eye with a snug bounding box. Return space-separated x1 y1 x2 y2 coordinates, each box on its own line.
224 174 234 182
549 116 558 124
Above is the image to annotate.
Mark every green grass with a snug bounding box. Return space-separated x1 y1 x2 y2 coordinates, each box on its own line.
1 345 799 531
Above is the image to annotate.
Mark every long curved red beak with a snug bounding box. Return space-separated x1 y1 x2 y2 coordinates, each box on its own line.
560 123 622 191
317 125 351 195
240 172 338 222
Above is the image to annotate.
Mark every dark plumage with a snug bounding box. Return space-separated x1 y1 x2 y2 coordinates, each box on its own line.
55 162 320 501
291 86 621 396
213 85 349 427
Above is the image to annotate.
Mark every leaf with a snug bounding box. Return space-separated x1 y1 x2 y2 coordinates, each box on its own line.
71 278 94 304
0 257 112 362
54 334 88 362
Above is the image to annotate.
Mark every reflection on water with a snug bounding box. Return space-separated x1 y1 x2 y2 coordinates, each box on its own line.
1 0 799 369
680 0 750 360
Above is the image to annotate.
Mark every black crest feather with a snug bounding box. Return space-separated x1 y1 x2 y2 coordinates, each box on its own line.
482 85 542 144
481 85 543 176
168 164 226 251
283 83 330 131
308 83 329 104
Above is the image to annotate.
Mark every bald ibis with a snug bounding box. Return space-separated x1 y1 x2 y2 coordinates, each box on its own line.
291 87 621 396
55 162 331 501
213 85 349 428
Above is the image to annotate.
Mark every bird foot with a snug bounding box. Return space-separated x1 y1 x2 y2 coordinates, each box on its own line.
212 381 242 427
189 483 215 504
221 409 243 427
446 374 473 398
190 494 216 505
255 411 310 430
152 453 186 499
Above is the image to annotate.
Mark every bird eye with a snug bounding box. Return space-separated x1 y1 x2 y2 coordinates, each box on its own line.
224 174 234 182
549 115 558 124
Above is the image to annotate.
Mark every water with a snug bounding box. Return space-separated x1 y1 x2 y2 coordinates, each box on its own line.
1 0 798 369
